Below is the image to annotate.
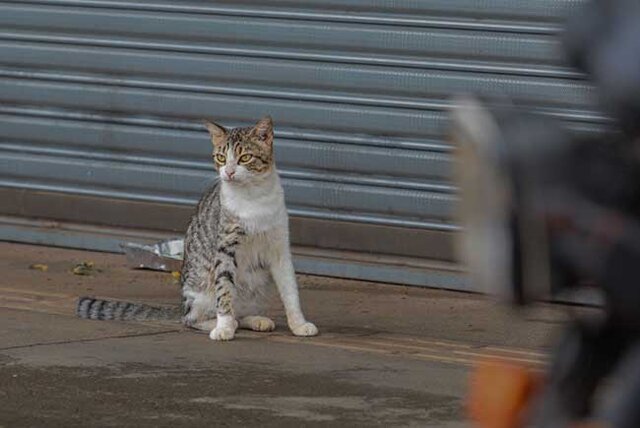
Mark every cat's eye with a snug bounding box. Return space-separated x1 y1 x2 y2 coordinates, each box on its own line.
214 153 226 165
238 154 253 164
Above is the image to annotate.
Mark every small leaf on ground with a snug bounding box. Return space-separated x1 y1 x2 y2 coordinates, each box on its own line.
29 264 48 272
72 261 97 276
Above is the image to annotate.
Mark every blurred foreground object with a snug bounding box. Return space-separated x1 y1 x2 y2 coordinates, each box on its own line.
451 96 640 309
468 360 542 428
452 0 640 426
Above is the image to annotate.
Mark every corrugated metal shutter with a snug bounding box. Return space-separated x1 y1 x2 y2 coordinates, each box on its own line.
0 0 600 290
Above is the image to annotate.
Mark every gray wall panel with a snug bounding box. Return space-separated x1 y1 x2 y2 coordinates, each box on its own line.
0 0 598 289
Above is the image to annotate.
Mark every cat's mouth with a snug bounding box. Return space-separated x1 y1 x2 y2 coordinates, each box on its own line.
222 174 246 184
221 173 236 182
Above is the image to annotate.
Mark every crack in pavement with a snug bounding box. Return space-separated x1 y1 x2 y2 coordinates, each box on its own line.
0 329 181 351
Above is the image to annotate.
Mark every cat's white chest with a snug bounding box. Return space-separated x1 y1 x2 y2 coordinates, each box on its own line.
232 198 286 234
220 176 288 235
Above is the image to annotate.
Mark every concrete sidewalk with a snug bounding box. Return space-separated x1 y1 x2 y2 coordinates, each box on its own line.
0 242 570 427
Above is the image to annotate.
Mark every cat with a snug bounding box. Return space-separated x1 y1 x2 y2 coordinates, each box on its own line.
77 116 318 341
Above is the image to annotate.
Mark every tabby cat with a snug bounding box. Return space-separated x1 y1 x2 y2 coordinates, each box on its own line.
77 116 318 341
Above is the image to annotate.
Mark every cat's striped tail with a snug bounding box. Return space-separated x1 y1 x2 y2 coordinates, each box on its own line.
76 296 181 321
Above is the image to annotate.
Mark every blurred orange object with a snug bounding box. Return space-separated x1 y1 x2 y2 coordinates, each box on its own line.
468 359 543 428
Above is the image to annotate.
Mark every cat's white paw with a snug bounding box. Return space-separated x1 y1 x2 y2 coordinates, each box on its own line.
251 318 276 332
209 326 236 341
238 316 275 332
290 321 319 337
209 317 238 341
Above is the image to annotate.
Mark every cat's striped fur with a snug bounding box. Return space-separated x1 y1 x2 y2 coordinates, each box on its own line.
77 116 318 341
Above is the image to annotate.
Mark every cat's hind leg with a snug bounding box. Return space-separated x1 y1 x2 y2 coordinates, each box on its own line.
190 319 217 331
182 286 216 327
239 316 276 332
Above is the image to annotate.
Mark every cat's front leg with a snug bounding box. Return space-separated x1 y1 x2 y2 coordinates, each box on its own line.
208 220 244 341
208 266 238 341
270 245 318 337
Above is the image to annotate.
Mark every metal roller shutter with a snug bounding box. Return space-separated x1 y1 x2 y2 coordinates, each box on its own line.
0 0 599 291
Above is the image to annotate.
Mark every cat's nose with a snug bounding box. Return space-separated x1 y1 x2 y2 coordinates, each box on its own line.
227 170 235 179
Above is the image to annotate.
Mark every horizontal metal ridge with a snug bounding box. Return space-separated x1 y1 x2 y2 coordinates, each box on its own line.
0 182 460 233
0 143 455 193
0 5 564 63
0 68 450 112
0 67 609 125
0 179 458 232
0 30 581 79
0 109 455 182
283 170 455 194
0 0 577 21
0 76 450 138
0 40 596 109
0 178 195 205
0 106 451 152
0 150 456 217
286 208 460 232
1 0 563 34
199 0 579 20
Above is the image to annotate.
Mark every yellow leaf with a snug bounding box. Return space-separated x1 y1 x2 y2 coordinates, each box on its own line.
29 264 48 272
72 261 96 276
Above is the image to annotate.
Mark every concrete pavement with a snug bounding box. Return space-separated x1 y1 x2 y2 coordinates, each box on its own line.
0 242 573 427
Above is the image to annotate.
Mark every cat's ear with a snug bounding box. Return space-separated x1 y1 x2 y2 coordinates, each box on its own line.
252 116 274 147
204 120 227 147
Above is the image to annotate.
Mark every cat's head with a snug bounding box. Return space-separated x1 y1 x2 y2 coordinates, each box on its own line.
204 116 274 184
